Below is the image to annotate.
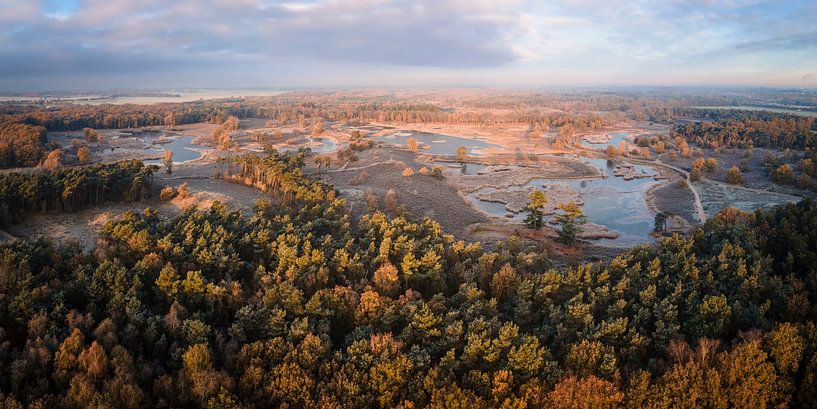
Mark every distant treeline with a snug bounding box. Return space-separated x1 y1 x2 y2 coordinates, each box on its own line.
1 101 254 131
0 91 700 136
674 108 817 150
0 160 155 225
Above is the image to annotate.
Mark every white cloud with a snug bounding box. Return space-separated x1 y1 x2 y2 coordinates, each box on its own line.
0 0 815 89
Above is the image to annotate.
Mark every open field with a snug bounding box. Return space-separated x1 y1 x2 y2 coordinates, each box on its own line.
7 101 813 260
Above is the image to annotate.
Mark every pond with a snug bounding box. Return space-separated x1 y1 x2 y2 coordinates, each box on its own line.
276 137 337 154
467 157 660 247
373 131 504 156
585 131 630 148
432 161 490 175
144 135 206 165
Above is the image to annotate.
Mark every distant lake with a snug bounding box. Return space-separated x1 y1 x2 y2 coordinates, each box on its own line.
691 106 817 118
0 89 284 105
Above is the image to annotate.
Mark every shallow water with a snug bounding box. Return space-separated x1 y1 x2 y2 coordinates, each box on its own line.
374 131 504 156
467 157 659 246
144 135 205 165
277 137 337 154
432 161 489 175
585 131 630 148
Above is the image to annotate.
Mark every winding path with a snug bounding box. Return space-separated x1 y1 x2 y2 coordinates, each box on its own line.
624 158 708 223
623 157 803 223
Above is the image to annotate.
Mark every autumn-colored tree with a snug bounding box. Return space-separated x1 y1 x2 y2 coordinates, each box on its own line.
373 263 400 297
177 182 190 198
84 128 99 142
726 166 742 185
165 112 176 128
546 376 623 409
163 150 173 174
524 189 548 229
431 165 444 179
314 155 331 174
773 164 794 185
555 201 586 244
43 148 62 170
456 146 467 163
705 157 719 173
77 146 89 165
406 137 418 152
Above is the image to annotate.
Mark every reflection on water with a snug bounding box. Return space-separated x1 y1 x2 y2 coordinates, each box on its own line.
144 135 205 165
468 156 659 247
374 131 504 156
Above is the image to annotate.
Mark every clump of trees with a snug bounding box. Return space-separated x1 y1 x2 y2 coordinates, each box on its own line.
41 148 62 170
674 110 817 150
0 160 154 225
692 157 719 174
213 116 240 149
0 120 48 168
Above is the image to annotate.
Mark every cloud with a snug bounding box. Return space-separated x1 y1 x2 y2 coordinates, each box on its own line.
0 0 815 88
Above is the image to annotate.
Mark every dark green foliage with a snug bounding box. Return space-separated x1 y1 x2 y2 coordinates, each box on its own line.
654 211 670 232
0 160 155 225
0 153 816 407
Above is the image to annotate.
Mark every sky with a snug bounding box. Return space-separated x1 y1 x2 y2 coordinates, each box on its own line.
0 0 816 91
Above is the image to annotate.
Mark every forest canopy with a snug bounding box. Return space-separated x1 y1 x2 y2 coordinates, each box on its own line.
1 152 817 408
0 120 48 168
673 109 817 150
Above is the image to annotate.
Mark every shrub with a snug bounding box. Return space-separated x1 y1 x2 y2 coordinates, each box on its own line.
431 166 445 179
160 186 177 201
772 164 794 185
725 166 742 185
177 182 190 199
